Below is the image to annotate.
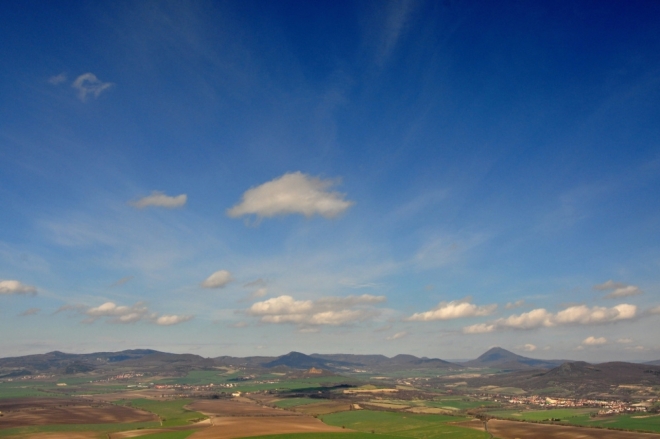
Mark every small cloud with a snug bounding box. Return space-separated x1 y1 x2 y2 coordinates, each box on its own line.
521 343 537 352
387 331 408 340
626 345 646 352
298 327 320 333
606 286 642 299
110 276 133 287
593 280 643 299
201 270 233 289
406 297 497 321
249 288 267 299
463 323 496 334
247 294 385 327
505 300 525 309
227 172 354 220
0 280 37 295
72 73 113 101
130 191 187 209
244 278 267 288
583 336 607 346
593 280 625 291
19 307 40 316
48 73 67 85
648 306 660 315
230 321 248 328
155 315 193 326
617 337 633 344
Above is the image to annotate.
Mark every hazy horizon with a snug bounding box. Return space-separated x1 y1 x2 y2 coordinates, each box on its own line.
1 1 659 362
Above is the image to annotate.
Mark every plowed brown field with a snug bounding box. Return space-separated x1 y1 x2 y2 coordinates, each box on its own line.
187 399 296 417
459 419 660 439
188 416 349 439
0 397 157 429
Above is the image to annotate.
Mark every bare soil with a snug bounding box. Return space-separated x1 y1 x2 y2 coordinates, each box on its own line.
0 397 157 429
188 416 349 439
187 399 297 417
458 419 660 439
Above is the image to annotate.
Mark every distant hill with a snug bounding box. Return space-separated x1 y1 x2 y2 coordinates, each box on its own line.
311 353 460 372
262 351 353 370
464 360 660 396
644 359 660 366
0 349 214 376
462 347 565 370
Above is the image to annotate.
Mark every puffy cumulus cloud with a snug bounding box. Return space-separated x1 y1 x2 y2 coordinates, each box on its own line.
201 270 233 289
593 280 643 298
387 331 408 341
156 315 193 326
130 191 187 209
0 280 37 295
227 172 354 220
406 298 497 321
247 294 386 327
72 73 113 101
62 301 192 326
522 343 537 352
583 336 607 345
463 303 637 334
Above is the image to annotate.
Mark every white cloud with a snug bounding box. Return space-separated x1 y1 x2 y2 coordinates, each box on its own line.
463 303 637 334
593 280 625 290
583 336 607 345
156 315 193 326
407 298 496 321
505 300 525 309
227 172 354 220
201 270 233 289
130 191 187 209
606 286 642 298
72 73 113 101
48 72 67 85
522 343 537 352
593 280 643 298
63 301 193 326
247 294 385 327
0 280 37 295
387 331 408 341
249 288 268 299
617 337 633 344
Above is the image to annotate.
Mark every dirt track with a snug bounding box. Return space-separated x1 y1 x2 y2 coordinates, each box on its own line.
459 419 660 439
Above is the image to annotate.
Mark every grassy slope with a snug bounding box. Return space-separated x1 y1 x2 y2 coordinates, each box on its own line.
123 398 206 427
274 398 321 408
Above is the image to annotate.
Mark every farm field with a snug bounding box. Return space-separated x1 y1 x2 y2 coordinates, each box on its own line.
120 399 206 427
273 398 319 408
460 419 660 439
321 409 490 439
486 408 660 433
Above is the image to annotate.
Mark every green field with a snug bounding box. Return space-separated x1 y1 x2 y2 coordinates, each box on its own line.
487 408 660 433
426 397 500 410
122 398 206 427
321 410 489 439
274 397 321 408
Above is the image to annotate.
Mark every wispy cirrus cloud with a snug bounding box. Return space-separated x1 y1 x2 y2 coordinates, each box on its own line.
406 297 496 321
130 191 187 209
72 73 113 101
48 72 67 85
386 331 408 340
0 280 37 295
227 172 354 220
19 308 40 316
463 303 637 334
201 270 233 289
247 294 386 327
593 280 643 298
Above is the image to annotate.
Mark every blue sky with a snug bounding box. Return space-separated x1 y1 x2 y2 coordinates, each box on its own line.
1 0 660 361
